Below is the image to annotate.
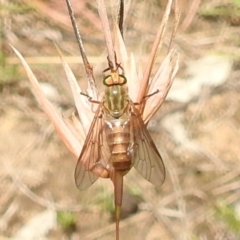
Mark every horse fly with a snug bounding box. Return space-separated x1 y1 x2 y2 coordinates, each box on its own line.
65 0 165 239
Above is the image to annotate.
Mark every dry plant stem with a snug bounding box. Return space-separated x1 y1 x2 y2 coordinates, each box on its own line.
97 0 116 70
137 0 173 105
204 169 240 191
224 191 240 205
11 173 82 211
0 200 18 230
168 0 181 53
65 0 97 98
181 0 201 31
212 181 240 195
159 149 187 238
117 0 124 37
138 0 180 120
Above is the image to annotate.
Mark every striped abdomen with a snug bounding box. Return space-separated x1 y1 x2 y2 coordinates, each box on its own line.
104 118 132 173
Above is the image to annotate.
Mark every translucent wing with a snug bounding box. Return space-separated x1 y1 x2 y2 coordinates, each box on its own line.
130 102 165 185
75 102 110 190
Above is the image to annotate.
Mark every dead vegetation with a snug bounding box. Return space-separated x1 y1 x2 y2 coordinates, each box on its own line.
1 0 240 239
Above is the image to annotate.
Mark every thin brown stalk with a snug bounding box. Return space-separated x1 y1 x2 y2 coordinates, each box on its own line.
65 0 97 99
137 0 174 104
117 0 124 37
168 0 181 52
181 0 201 31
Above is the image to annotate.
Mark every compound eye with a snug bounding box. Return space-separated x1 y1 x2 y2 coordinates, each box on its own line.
103 73 127 86
119 75 127 85
103 75 113 86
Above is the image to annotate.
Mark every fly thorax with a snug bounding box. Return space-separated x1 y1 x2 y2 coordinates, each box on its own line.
104 85 128 118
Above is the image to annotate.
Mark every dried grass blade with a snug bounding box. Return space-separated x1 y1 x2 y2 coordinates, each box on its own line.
55 44 94 135
113 23 128 71
97 0 116 69
137 0 173 103
143 50 180 123
113 25 139 102
117 0 124 37
11 46 81 158
168 0 181 52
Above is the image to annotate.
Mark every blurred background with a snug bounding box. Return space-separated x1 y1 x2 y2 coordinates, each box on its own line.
1 0 240 239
